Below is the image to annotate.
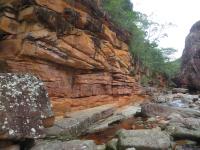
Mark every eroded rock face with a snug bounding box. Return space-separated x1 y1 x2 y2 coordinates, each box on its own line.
0 73 53 139
178 20 200 90
0 0 140 117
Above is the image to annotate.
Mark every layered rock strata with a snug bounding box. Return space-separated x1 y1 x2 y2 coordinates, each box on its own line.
0 0 140 117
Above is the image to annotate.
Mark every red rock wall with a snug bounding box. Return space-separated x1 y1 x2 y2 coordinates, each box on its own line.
0 0 141 117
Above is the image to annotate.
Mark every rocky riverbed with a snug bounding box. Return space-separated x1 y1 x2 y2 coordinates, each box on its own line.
0 75 200 150
31 88 200 150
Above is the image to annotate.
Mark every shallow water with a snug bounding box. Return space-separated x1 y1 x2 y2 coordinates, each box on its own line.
80 116 200 150
168 99 188 108
80 117 158 144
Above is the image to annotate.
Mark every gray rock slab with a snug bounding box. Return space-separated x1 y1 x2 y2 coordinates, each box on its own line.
117 129 171 150
45 104 115 137
88 105 141 134
31 140 96 150
87 115 124 134
166 126 200 141
168 114 200 129
116 105 141 118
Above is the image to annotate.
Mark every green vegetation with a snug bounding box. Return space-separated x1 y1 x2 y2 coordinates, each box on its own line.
102 0 180 85
164 58 181 79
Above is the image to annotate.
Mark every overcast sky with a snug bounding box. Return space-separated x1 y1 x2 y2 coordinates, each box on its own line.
131 0 200 59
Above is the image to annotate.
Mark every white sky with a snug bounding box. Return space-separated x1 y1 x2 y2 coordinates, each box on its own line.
131 0 200 59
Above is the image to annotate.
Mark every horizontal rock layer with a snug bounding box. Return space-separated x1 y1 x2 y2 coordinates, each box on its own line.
0 0 140 116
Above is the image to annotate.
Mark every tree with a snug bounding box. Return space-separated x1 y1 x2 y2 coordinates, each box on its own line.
102 0 180 83
161 48 177 61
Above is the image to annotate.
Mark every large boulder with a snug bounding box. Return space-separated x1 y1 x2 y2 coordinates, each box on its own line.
0 73 54 140
178 20 200 91
117 129 171 150
168 115 200 129
166 126 200 142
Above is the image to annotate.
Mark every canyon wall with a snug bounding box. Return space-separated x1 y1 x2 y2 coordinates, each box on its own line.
0 0 141 117
178 20 200 91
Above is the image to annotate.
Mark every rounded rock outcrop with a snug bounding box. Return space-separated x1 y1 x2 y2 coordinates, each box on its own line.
178 20 200 91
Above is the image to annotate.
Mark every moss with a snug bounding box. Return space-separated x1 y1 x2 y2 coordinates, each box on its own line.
91 36 101 49
140 75 152 86
86 18 103 33
64 8 80 24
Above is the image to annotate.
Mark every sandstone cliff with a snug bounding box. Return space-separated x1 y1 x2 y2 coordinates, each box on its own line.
0 0 141 117
178 20 200 91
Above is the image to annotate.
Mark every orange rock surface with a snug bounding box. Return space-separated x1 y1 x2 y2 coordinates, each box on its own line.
0 0 143 118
